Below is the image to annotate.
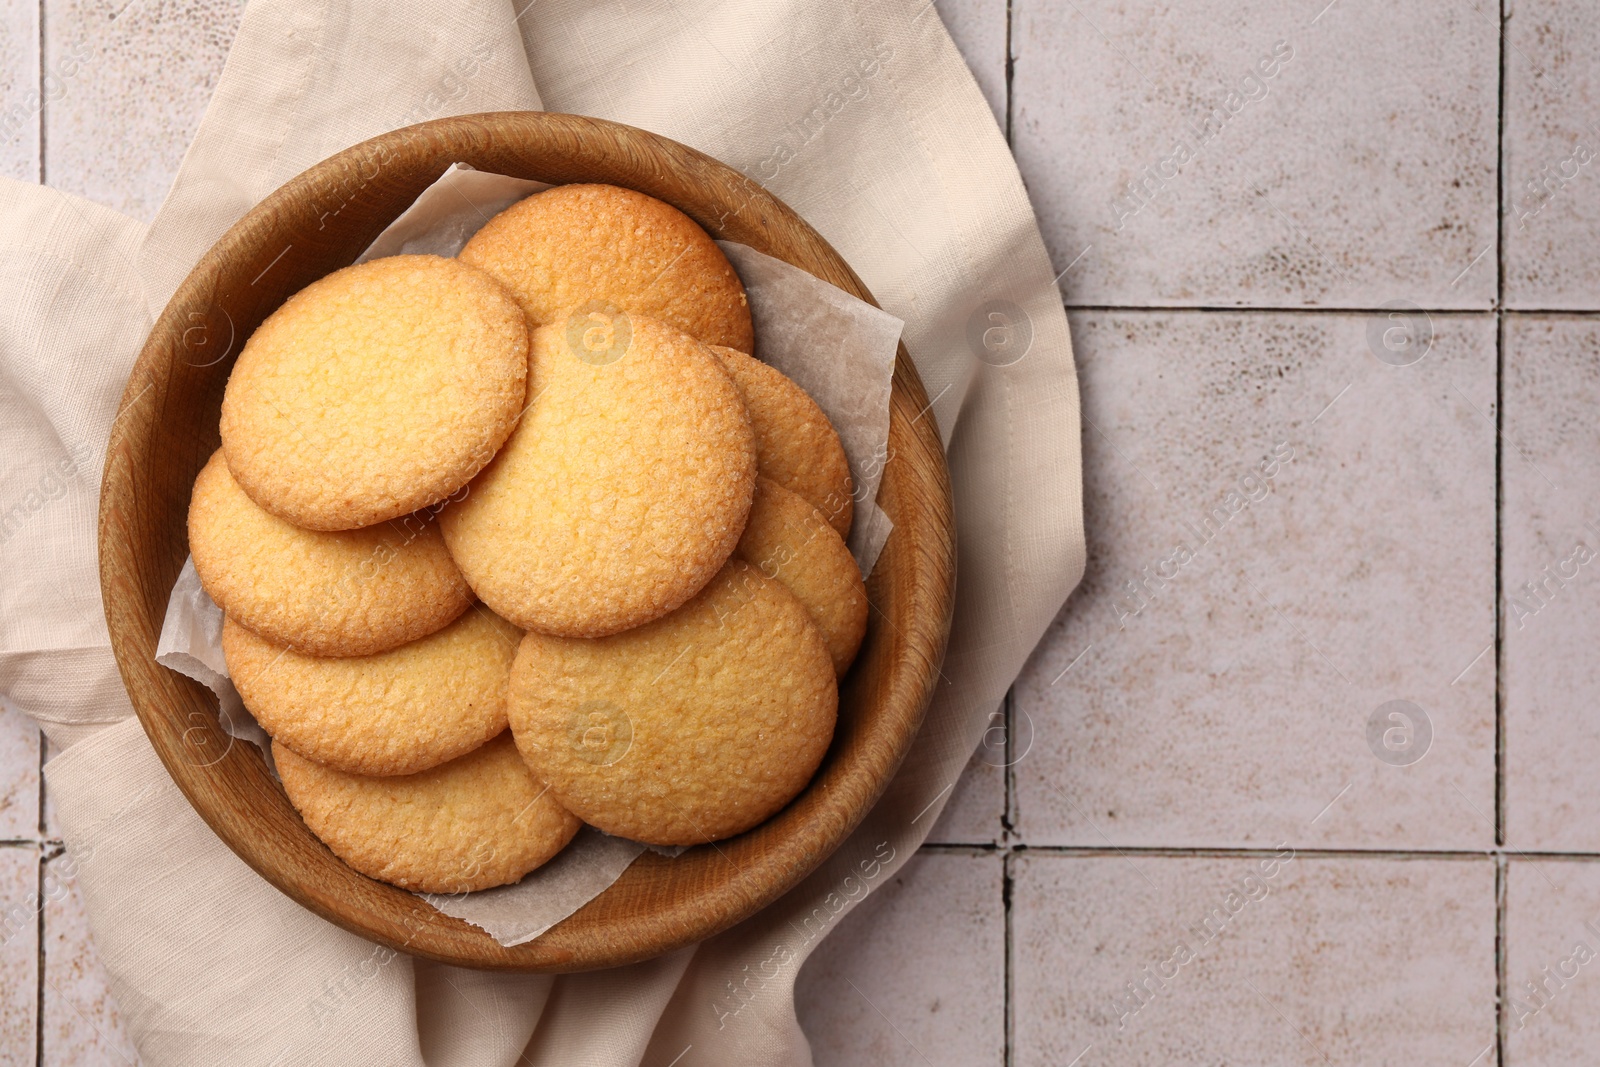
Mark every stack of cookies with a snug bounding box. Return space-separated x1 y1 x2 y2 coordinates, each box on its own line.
187 185 868 895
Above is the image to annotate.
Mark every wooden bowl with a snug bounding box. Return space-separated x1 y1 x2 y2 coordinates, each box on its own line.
98 112 954 972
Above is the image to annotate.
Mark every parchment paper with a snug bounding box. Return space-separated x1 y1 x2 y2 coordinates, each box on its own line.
154 163 902 945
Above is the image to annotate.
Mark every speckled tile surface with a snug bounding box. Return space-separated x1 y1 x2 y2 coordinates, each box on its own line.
796 850 1004 1067
0 708 39 842
1504 859 1600 1067
1013 853 1497 1067
1504 2 1600 310
1012 0 1499 309
0 0 40 181
0 846 40 1062
1503 315 1600 851
41 860 138 1067
924 751 1007 847
1013 310 1496 849
42 0 244 222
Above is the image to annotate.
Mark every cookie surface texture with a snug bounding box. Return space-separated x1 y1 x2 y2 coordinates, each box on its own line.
224 607 519 776
220 254 529 530
440 315 757 638
188 450 472 657
459 183 754 352
274 733 579 893
507 560 837 846
737 478 868 677
710 345 854 539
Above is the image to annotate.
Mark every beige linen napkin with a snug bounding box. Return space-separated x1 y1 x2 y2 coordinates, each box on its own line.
1 0 1085 1062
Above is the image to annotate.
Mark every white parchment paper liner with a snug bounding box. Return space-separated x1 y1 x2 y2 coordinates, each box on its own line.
154 162 901 946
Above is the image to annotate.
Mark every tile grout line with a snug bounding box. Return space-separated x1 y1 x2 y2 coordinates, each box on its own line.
919 843 1600 862
1003 849 1015 1067
1062 303 1600 316
37 2 47 1061
35 851 44 1067
36 0 44 185
1496 0 1510 309
36 726 46 1067
1493 0 1510 853
1497 855 1509 1067
1002 685 1017 1066
1495 311 1507 854
1004 0 1015 146
922 843 1004 856
1004 3 1015 1062
998 694 1011 844
1495 0 1509 1060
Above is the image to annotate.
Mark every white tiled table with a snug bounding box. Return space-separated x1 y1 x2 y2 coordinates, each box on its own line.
3 1 1599 1063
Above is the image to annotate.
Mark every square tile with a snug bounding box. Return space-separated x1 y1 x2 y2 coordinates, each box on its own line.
0 846 40 1064
0 705 39 841
924 718 1008 846
42 854 140 1067
1503 316 1600 850
934 0 1006 129
1013 853 1497 1067
44 0 245 221
1504 2 1600 309
1014 310 1496 849
0 0 40 181
1505 858 1600 1065
796 850 1003 1067
1012 0 1498 307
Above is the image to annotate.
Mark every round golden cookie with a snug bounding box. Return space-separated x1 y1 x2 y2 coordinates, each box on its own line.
459 183 753 352
440 315 757 638
710 346 853 539
220 254 529 531
224 607 520 777
507 559 837 846
737 478 868 677
274 733 579 894
188 450 472 657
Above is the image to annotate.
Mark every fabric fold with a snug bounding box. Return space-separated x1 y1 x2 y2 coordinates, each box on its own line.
138 0 543 316
5 0 1087 1062
0 178 150 748
46 717 429 1067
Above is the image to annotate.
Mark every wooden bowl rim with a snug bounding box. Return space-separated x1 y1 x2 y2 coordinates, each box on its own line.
97 111 955 971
